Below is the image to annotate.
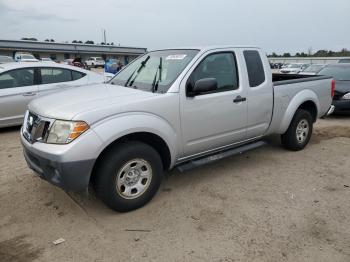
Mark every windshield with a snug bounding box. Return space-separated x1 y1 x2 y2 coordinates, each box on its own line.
288 64 302 68
318 66 350 81
96 57 103 61
303 64 323 73
21 54 35 59
110 49 199 93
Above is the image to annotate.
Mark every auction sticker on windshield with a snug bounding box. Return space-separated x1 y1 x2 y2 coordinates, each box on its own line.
166 54 187 60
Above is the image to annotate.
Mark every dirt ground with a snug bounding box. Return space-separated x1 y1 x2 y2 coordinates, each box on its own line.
1 116 350 262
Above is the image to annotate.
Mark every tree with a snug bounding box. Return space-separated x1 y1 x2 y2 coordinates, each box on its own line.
282 53 291 57
85 40 94 44
50 39 55 42
45 39 50 42
21 37 38 41
101 42 105 45
313 50 328 57
72 40 78 43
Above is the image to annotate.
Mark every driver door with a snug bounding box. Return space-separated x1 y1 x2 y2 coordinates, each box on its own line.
180 51 248 158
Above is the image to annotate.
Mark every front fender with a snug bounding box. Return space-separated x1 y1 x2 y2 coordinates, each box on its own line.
91 113 179 167
278 89 319 134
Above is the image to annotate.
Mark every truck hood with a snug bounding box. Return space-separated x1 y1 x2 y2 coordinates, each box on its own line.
29 84 156 121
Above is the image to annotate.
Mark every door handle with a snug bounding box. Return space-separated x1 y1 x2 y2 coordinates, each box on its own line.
22 92 36 96
233 96 246 103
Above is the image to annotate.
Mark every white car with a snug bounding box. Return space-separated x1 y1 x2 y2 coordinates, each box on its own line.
41 58 55 63
14 52 39 62
85 57 105 68
0 62 105 127
280 63 309 74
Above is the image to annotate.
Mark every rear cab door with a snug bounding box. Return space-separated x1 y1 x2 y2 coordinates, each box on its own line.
242 48 273 138
179 48 248 158
0 67 38 127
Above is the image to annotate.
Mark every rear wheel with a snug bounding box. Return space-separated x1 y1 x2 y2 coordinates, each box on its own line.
281 109 313 151
94 141 163 212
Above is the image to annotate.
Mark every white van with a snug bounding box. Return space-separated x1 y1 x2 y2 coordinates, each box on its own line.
14 52 39 62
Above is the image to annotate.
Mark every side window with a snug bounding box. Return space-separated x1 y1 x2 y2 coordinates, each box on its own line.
243 50 265 87
40 68 72 84
0 68 34 89
189 52 238 93
71 70 86 81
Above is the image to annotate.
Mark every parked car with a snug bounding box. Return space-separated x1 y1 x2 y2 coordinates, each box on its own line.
21 46 334 212
299 64 325 75
0 62 105 127
0 55 14 64
280 63 309 74
85 57 105 68
104 59 119 74
41 58 54 63
338 59 350 63
318 64 350 113
14 52 39 62
63 58 88 69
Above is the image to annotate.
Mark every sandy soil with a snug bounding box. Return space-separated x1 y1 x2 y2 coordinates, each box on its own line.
0 116 350 262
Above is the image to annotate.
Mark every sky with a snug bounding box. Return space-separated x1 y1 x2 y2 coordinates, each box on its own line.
0 0 349 54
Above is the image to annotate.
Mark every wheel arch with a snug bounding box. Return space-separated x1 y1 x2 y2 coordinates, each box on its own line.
90 131 173 186
278 90 319 134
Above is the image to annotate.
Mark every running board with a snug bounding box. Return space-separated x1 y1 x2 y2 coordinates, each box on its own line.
177 140 266 172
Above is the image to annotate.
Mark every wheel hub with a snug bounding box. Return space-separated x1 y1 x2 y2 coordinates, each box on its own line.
115 159 152 199
296 119 309 144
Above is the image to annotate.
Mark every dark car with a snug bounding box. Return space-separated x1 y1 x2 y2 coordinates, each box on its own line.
318 64 350 113
338 58 350 63
63 57 88 70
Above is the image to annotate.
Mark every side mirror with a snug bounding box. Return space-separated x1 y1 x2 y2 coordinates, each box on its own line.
188 78 218 96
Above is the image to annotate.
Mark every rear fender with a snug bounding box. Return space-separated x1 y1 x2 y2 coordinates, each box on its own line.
278 89 319 134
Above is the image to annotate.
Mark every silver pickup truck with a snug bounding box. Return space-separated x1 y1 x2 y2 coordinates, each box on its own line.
21 46 335 212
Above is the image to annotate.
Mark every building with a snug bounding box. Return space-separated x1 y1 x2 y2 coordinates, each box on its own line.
0 39 147 64
268 56 347 65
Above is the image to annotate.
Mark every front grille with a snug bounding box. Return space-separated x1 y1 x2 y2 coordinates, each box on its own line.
23 111 51 143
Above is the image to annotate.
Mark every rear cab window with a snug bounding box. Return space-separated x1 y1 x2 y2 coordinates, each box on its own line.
243 50 265 87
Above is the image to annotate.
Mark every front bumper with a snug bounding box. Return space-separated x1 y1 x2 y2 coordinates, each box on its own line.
21 129 101 191
333 99 350 113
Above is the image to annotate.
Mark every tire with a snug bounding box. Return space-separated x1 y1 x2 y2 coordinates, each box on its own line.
281 109 313 151
94 141 163 212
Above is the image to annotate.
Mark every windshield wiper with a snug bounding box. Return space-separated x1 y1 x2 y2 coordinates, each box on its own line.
124 55 150 87
151 57 162 93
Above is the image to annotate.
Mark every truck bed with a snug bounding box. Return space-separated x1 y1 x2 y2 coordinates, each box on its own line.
273 73 330 85
266 73 333 136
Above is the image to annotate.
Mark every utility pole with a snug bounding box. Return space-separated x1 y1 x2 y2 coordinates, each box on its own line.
104 29 106 44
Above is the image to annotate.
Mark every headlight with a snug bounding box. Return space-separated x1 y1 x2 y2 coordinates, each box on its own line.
47 120 89 144
342 93 350 100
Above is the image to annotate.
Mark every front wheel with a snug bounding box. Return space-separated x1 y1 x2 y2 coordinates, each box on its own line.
94 141 163 212
281 109 313 151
